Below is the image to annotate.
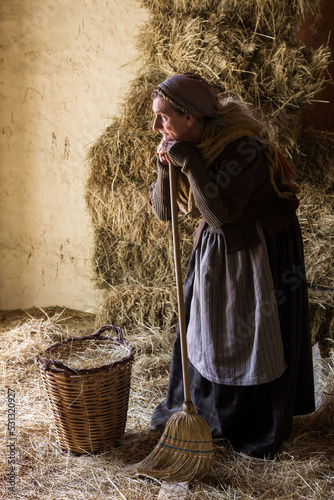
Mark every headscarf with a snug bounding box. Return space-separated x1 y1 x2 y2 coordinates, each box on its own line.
158 73 220 118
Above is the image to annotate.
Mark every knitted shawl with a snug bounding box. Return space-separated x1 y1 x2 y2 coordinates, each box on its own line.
175 124 299 218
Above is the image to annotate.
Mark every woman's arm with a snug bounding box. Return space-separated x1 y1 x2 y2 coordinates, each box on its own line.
149 160 172 221
167 141 231 227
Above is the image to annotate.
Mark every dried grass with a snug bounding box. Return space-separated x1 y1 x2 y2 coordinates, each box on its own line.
298 185 333 289
133 1 330 152
292 128 334 344
95 284 179 337
84 0 333 352
1 307 334 499
140 0 320 19
308 290 334 348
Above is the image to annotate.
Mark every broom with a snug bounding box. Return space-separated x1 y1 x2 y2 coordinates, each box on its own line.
133 162 214 482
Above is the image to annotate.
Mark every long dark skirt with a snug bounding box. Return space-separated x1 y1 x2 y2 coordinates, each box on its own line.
151 217 315 458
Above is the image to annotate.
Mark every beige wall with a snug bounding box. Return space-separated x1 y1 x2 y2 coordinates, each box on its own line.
0 0 148 311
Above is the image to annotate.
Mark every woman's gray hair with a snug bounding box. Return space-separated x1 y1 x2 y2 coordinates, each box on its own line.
207 96 270 141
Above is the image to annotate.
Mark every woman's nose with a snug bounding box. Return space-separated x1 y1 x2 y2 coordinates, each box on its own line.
153 115 161 131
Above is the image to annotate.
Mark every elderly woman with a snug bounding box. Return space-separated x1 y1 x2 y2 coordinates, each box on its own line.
149 73 314 458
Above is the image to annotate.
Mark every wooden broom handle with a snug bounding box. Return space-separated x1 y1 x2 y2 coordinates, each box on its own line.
168 162 191 404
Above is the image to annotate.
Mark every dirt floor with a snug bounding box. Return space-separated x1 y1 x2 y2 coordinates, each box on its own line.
1 306 333 499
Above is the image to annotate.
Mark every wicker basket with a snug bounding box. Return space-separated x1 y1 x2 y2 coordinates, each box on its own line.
35 325 135 454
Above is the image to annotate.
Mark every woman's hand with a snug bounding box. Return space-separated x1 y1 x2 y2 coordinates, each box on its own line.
166 140 201 169
157 140 176 165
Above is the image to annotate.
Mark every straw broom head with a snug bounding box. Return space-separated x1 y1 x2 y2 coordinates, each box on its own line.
130 401 214 482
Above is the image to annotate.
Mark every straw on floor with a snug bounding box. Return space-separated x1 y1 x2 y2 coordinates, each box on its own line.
1 306 334 499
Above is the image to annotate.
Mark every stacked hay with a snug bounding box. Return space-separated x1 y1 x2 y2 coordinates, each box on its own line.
294 128 334 346
85 0 333 343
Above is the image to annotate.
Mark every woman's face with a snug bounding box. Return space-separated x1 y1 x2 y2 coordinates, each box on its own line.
152 96 193 142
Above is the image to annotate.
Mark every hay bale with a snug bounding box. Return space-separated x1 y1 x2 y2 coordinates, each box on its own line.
308 289 334 346
295 128 334 191
85 0 333 339
95 284 178 333
298 185 333 288
293 128 334 343
135 1 330 152
140 0 320 18
86 0 330 188
86 181 196 287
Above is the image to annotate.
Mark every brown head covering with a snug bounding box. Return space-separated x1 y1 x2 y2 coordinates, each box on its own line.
158 73 220 118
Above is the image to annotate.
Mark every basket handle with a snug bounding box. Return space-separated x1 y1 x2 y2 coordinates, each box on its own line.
35 325 128 374
88 325 124 342
35 356 80 374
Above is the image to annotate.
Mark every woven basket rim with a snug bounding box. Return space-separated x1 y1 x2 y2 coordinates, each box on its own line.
35 324 135 375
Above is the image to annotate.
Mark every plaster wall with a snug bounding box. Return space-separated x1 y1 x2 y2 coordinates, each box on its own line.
0 0 148 311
